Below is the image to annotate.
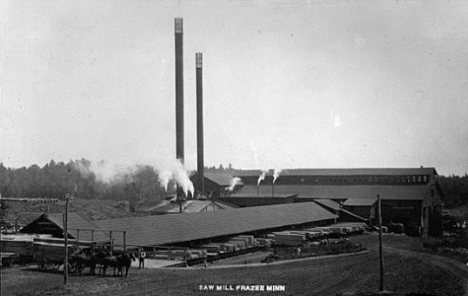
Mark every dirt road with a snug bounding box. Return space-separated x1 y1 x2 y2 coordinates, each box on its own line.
2 234 467 296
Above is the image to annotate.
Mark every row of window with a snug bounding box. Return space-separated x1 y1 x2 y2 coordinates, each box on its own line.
240 175 431 185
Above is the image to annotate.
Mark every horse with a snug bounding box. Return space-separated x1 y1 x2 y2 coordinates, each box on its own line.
117 252 136 277
101 252 136 277
72 247 108 276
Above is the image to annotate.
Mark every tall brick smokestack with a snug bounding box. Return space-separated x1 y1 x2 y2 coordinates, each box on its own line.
175 17 184 164
196 53 204 196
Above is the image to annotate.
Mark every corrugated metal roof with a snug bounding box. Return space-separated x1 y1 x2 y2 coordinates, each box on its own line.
343 197 378 206
93 202 337 247
235 185 430 200
234 168 437 177
46 213 109 242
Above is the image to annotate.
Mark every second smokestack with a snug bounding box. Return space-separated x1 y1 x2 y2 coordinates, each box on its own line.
196 53 204 197
175 17 184 164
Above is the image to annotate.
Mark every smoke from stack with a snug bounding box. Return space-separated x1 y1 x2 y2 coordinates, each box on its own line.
158 170 172 192
273 169 282 184
257 170 267 186
157 160 194 198
228 177 242 191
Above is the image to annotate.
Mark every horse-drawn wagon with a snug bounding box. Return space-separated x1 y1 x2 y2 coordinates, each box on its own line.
33 241 77 272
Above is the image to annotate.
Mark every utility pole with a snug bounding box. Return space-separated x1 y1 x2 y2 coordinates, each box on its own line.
64 193 71 285
377 194 385 291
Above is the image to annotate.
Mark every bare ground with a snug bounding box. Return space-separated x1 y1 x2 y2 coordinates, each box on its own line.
2 234 467 296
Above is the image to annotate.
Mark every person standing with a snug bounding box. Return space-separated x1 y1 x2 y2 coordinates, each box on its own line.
139 248 146 269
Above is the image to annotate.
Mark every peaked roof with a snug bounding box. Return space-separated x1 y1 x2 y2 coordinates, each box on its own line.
139 199 237 214
233 168 437 177
203 172 239 186
229 192 298 198
165 200 237 213
94 202 337 247
45 212 109 242
235 185 430 200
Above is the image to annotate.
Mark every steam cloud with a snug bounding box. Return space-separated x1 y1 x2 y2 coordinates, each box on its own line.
74 157 195 199
273 169 282 184
171 160 195 198
257 170 267 186
227 177 242 191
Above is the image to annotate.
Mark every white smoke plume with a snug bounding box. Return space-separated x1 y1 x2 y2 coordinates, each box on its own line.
87 160 137 184
158 170 173 192
249 141 259 169
257 170 267 186
227 177 242 191
273 169 282 184
75 160 139 183
74 155 195 199
171 160 194 198
74 160 92 178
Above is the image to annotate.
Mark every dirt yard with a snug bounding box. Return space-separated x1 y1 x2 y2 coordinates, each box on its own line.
2 234 468 296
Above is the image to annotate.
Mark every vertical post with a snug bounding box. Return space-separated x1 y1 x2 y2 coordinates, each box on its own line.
272 183 274 198
109 231 113 255
123 231 127 251
257 186 259 198
64 194 69 285
377 194 385 291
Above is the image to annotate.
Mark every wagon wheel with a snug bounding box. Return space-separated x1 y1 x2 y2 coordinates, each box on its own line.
37 258 46 271
68 262 76 274
51 262 61 271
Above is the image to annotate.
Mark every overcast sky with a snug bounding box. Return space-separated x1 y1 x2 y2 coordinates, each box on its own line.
1 0 467 176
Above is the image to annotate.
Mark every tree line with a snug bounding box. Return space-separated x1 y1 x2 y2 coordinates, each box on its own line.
437 175 468 208
0 159 167 205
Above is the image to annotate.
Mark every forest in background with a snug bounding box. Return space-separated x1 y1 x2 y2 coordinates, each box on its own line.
1 159 467 209
0 159 168 205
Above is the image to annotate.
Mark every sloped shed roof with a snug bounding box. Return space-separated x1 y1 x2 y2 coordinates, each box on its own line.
235 185 430 200
94 202 337 247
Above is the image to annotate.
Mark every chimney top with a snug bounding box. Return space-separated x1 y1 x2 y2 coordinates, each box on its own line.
196 53 202 68
175 18 183 34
